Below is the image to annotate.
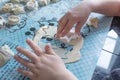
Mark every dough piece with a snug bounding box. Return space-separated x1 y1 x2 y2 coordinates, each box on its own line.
63 51 80 63
2 3 13 13
1 45 14 56
47 0 51 3
0 16 5 28
87 17 99 28
33 26 67 59
0 45 14 67
50 0 59 3
12 4 25 14
11 0 20 3
58 29 84 63
8 15 20 26
38 0 50 6
64 35 83 63
60 33 80 43
26 0 39 10
20 0 29 3
33 26 84 63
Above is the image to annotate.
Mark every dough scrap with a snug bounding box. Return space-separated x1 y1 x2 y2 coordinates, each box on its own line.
87 17 99 28
33 26 84 63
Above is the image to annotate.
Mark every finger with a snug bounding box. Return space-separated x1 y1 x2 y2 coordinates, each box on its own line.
57 16 68 37
58 15 68 30
16 46 38 62
75 22 84 35
60 20 74 37
18 68 34 79
14 55 35 70
26 39 43 56
45 43 56 55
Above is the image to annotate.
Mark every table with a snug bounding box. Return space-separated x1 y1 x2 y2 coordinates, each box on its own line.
92 16 120 80
0 0 113 80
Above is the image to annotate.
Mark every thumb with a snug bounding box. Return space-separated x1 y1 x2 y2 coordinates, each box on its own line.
45 43 56 55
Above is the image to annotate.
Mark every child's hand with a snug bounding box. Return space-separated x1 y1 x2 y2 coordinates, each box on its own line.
14 39 77 80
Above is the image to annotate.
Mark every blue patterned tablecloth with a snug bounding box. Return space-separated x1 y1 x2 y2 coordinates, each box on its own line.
0 0 113 80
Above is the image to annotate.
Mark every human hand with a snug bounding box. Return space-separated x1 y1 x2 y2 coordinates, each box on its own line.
57 1 92 37
14 39 77 80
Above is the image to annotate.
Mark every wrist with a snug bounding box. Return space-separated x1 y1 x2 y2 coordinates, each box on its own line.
55 69 78 80
80 1 93 14
82 0 99 13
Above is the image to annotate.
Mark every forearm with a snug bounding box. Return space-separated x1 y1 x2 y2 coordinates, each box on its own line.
86 0 120 16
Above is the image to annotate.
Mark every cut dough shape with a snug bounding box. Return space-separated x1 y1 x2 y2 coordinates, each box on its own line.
8 15 20 26
87 17 99 28
33 25 84 63
59 33 80 44
11 0 20 3
20 0 29 3
0 45 14 67
12 4 25 14
0 16 5 28
2 3 13 13
38 0 50 6
26 0 39 10
50 0 59 3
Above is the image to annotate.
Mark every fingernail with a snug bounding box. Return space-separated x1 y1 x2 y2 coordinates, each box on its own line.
14 55 18 59
16 46 21 50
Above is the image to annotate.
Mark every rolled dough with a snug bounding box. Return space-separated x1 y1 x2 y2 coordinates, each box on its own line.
33 26 84 63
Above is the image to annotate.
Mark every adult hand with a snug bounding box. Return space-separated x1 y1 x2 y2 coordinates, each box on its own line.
57 1 92 37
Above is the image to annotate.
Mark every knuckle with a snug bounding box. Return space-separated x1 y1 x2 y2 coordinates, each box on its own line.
67 10 72 15
33 56 39 62
35 48 40 54
67 10 76 18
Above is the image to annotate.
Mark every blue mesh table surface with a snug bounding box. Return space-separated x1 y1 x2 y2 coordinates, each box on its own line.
0 0 113 80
